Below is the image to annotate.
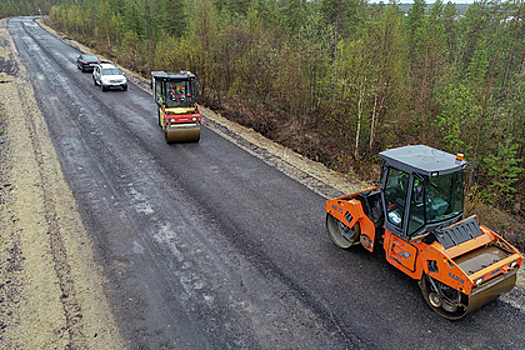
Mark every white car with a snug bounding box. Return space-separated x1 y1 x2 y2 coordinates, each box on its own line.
92 63 127 91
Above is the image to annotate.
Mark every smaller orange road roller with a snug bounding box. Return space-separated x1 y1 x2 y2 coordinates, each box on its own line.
326 145 523 320
151 71 201 143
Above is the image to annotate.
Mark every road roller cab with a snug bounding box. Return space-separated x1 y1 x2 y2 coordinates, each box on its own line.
326 145 523 320
151 71 201 143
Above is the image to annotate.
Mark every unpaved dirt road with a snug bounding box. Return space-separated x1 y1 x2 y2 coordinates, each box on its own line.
1 16 525 350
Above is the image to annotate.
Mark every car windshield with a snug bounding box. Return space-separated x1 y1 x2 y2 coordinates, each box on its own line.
84 55 98 62
423 171 464 224
102 68 121 75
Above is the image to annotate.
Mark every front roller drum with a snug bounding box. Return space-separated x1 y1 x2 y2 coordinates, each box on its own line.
165 126 201 143
419 272 517 320
326 213 360 249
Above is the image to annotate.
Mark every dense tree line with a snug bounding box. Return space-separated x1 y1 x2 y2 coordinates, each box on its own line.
0 0 62 17
41 0 525 211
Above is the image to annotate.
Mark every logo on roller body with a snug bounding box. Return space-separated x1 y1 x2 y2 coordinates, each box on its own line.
388 211 402 225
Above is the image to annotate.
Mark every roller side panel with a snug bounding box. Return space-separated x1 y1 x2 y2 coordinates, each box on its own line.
384 231 423 278
420 243 471 293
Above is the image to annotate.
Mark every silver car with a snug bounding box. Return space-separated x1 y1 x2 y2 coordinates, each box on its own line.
92 63 128 91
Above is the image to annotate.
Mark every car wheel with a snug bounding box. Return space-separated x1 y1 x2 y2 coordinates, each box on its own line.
122 85 128 91
101 84 106 92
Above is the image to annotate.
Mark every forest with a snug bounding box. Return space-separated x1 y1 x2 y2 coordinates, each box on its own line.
3 0 525 234
0 0 62 17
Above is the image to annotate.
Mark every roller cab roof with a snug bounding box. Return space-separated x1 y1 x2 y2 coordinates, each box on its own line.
379 145 465 176
151 71 195 81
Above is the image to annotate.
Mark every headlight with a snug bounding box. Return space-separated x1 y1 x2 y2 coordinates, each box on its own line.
475 278 484 285
509 260 518 268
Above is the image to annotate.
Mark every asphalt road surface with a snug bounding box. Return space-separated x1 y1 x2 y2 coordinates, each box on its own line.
4 16 525 350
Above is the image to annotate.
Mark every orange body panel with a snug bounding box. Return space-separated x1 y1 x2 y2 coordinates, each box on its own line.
382 227 523 295
419 242 473 294
384 232 423 278
325 187 378 252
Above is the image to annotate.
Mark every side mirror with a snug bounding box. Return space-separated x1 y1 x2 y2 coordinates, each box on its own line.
378 162 388 189
470 162 479 185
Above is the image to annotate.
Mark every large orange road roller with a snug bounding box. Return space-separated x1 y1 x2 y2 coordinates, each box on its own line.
151 71 201 143
326 145 523 320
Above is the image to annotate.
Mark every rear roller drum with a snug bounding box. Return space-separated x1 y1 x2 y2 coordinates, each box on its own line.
165 129 176 144
325 213 360 249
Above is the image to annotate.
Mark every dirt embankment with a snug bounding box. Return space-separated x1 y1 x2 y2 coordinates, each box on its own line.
0 21 125 349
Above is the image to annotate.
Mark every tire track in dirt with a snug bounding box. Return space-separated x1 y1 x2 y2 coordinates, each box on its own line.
0 19 125 349
22 73 87 347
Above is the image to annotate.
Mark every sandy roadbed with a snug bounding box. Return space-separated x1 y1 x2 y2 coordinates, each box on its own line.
0 22 125 349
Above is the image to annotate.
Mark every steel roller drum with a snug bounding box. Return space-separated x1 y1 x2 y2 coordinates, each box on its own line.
165 125 201 143
464 270 517 316
456 244 519 317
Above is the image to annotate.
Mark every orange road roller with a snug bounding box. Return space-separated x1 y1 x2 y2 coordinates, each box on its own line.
151 71 201 143
326 145 523 320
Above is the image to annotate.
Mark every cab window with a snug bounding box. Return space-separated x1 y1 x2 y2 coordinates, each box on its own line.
155 80 164 105
166 80 195 104
384 167 408 229
408 178 425 235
